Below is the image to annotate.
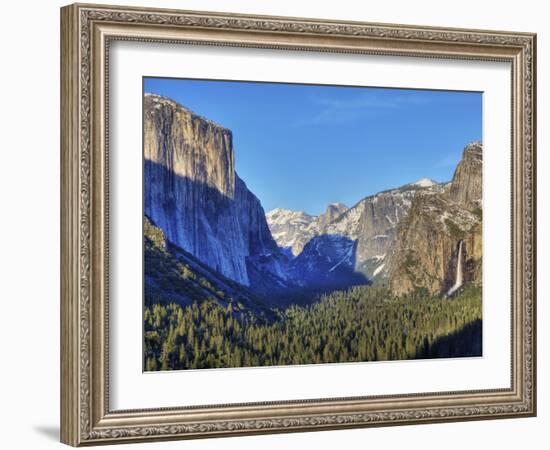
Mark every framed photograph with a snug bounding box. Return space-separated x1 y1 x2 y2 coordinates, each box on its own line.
60 3 536 446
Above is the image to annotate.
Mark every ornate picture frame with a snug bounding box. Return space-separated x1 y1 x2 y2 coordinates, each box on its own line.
60 3 536 446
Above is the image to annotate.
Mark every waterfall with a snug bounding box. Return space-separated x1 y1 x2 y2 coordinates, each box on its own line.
446 240 464 297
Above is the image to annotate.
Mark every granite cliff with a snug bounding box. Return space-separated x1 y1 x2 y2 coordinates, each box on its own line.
144 93 288 288
387 143 482 296
449 142 482 207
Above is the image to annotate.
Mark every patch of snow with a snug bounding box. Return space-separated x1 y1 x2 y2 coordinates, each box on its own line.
371 254 386 261
328 245 354 272
373 263 386 277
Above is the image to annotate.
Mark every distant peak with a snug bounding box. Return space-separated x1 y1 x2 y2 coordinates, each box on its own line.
412 178 437 188
466 140 483 148
463 141 483 160
266 208 288 216
328 202 347 209
266 208 312 218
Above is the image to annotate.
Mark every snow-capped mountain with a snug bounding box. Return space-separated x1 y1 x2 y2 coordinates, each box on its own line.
265 208 319 257
266 203 347 257
411 178 438 188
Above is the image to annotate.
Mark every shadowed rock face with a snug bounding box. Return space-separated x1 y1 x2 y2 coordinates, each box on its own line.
143 215 275 317
289 234 369 289
144 94 285 287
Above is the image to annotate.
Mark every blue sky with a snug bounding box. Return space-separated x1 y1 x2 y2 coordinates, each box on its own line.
144 77 482 216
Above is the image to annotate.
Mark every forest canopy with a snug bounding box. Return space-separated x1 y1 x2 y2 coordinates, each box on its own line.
144 285 482 371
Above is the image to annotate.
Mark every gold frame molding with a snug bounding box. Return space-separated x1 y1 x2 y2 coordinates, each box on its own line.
60 3 537 446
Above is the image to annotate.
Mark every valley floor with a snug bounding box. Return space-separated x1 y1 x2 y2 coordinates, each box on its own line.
143 285 482 371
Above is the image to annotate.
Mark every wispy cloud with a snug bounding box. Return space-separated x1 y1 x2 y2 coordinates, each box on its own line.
298 90 431 126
